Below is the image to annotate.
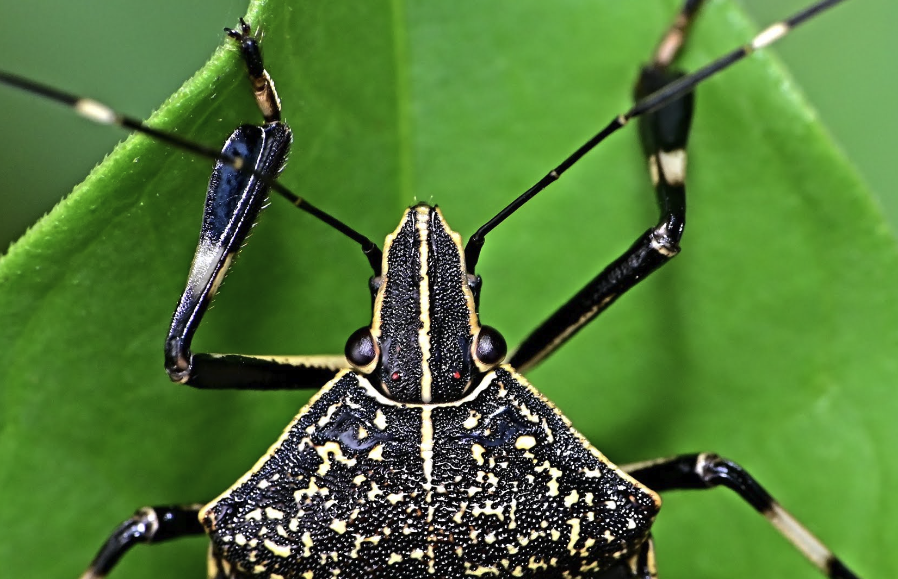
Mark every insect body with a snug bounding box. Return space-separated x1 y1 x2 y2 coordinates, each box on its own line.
0 0 878 578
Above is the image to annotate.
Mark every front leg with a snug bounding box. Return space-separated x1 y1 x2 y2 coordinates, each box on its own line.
164 21 349 391
510 4 697 372
80 504 206 579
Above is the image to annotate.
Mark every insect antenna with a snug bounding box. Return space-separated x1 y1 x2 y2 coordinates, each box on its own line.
0 71 383 273
464 0 847 272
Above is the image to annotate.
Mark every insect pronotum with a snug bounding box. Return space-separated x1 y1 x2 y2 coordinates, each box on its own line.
0 0 890 578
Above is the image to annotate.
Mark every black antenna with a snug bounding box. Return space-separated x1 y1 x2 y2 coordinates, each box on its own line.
0 71 383 273
464 0 847 272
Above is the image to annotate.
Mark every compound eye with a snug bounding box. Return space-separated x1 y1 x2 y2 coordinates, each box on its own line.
345 327 379 374
472 325 507 371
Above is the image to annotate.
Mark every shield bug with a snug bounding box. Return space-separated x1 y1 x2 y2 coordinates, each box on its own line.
0 1 890 578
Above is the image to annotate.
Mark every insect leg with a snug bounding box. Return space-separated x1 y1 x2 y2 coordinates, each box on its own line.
509 2 698 373
160 116 350 390
591 536 658 579
622 453 861 579
163 21 354 390
80 504 206 579
632 535 659 579
226 18 282 123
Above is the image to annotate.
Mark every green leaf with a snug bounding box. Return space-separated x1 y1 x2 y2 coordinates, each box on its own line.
0 1 893 578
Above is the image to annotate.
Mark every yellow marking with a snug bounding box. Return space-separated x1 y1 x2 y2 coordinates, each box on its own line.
516 402 541 423
367 443 385 461
264 539 291 558
277 525 288 537
241 354 350 371
580 537 596 556
541 418 554 444
580 561 599 573
315 440 357 476
648 154 660 186
432 207 482 377
471 501 504 521
388 553 403 564
506 544 519 554
300 531 313 557
317 403 342 428
753 21 790 49
367 481 383 501
564 490 579 508
421 406 434 488
387 492 406 504
349 534 382 558
466 486 483 497
508 499 518 529
545 467 562 496
603 530 615 543
463 413 479 429
410 548 425 560
464 563 500 576
357 425 368 439
294 478 327 502
303 572 313 579
330 519 348 534
373 409 387 430
245 509 262 520
257 479 270 489
584 492 594 506
352 474 366 485
658 149 687 185
453 501 469 524
253 565 266 573
415 207 434 402
427 543 436 574
75 98 117 124
235 534 247 546
484 532 497 544
352 370 497 411
515 435 536 450
566 518 581 555
471 443 486 466
767 501 833 571
370 211 407 364
528 557 548 571
265 507 283 520
605 500 617 510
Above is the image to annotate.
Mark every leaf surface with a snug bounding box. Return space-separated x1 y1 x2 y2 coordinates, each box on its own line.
0 1 893 577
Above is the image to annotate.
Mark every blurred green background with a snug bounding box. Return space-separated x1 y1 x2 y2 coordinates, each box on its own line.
0 1 893 578
0 0 893 249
